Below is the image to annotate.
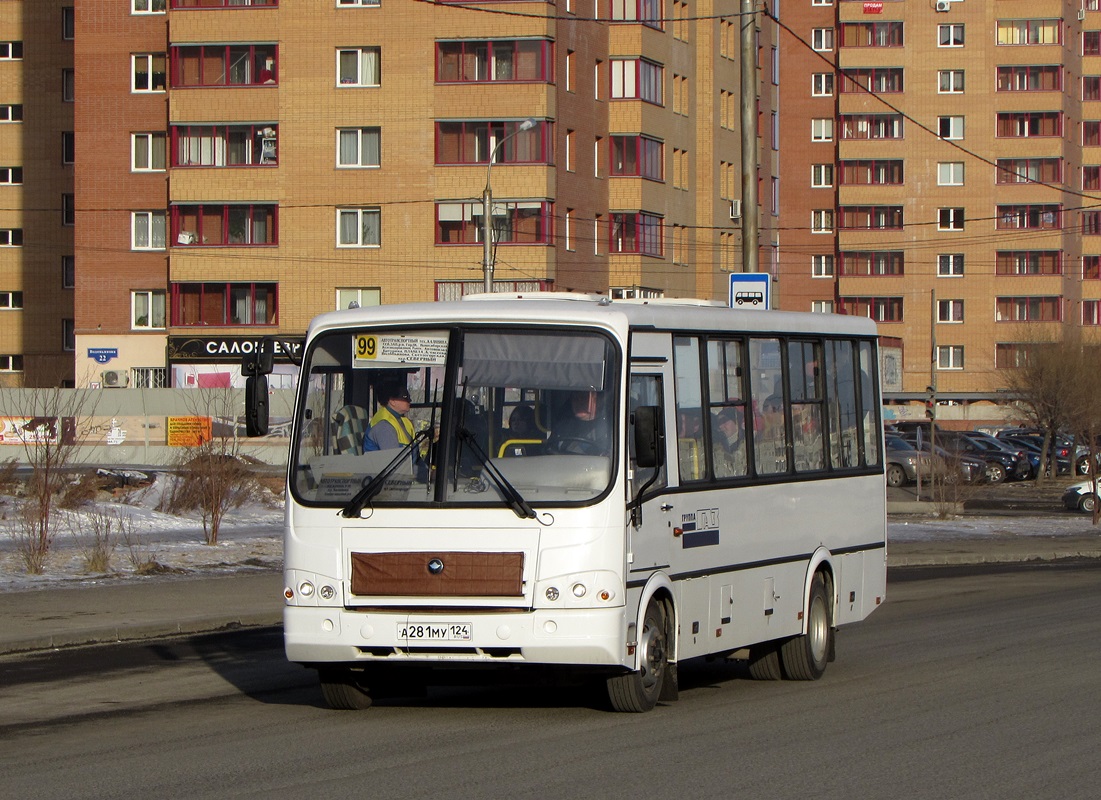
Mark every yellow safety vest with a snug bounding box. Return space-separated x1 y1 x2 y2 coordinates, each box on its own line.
368 405 415 445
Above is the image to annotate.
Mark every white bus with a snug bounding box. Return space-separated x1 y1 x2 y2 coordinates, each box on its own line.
246 294 887 712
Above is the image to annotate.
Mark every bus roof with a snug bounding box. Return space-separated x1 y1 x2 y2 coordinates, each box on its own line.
309 293 878 339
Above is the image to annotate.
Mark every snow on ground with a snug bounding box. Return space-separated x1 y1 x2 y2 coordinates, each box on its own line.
888 513 1100 542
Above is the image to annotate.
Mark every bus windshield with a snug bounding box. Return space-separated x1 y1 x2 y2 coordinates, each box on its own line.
291 325 618 508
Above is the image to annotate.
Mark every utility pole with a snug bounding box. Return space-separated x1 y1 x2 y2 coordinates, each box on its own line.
482 119 536 294
740 0 759 275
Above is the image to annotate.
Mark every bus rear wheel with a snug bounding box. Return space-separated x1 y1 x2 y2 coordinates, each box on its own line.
747 641 783 680
607 599 668 712
780 572 833 681
319 667 374 710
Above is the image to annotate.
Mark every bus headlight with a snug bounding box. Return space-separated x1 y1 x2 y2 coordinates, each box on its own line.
571 583 587 598
298 581 315 598
319 584 336 601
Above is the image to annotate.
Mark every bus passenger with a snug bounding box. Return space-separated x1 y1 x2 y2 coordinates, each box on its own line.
713 406 748 478
508 403 542 440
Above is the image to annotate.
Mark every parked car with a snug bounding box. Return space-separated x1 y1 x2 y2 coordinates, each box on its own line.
885 434 933 487
1062 477 1100 513
906 439 986 484
895 428 1026 483
996 428 1096 476
955 432 1033 482
996 434 1071 476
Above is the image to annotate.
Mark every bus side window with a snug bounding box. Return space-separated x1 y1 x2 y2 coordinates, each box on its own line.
629 374 666 491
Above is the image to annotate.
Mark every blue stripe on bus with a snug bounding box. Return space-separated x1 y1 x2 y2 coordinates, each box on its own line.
682 528 719 548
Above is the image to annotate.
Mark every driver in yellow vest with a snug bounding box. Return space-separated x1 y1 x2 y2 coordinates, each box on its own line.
363 386 415 452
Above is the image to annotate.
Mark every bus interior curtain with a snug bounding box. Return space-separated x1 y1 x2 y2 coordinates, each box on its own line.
462 332 606 390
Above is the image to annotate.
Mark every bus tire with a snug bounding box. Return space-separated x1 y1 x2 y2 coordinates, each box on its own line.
607 599 668 712
747 641 783 680
780 572 832 681
319 668 374 710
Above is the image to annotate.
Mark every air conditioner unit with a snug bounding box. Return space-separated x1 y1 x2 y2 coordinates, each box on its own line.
729 199 742 220
177 231 195 245
935 1 951 11
1080 9 1088 21
101 369 130 388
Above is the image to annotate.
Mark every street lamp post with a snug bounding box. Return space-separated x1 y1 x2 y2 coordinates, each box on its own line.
482 118 536 294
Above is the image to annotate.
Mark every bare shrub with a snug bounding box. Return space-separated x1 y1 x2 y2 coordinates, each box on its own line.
60 471 100 510
114 509 161 574
69 505 121 574
13 501 52 574
0 457 19 494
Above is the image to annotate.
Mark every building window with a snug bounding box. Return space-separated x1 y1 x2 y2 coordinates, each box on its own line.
996 19 1060 46
938 116 964 140
811 301 834 313
838 297 903 323
938 208 965 231
610 58 663 104
336 288 381 310
610 212 663 256
937 299 964 323
0 355 23 372
0 229 23 246
131 211 167 250
937 345 964 370
811 164 834 188
436 201 552 245
1083 301 1101 326
131 290 166 330
1086 166 1101 191
839 114 903 140
0 42 22 60
839 22 903 48
1084 211 1101 235
1084 256 1101 279
435 120 551 165
171 124 278 167
938 162 964 186
838 159 903 185
811 73 834 97
610 0 663 29
132 133 166 171
62 319 75 351
996 251 1062 275
337 207 381 247
172 204 277 246
172 45 278 87
132 54 166 92
131 367 167 389
610 135 663 180
435 39 553 83
171 282 277 327
938 24 964 47
840 251 904 276
938 70 964 94
811 255 834 278
1088 31 1101 56
62 7 74 40
62 132 75 164
996 296 1062 322
0 105 22 123
62 194 75 226
841 68 903 94
811 118 834 142
62 255 74 288
938 254 964 276
337 47 380 86
839 206 904 231
337 127 381 168
811 210 834 233
1085 76 1101 101
0 167 22 185
997 65 1062 92
336 0 379 6
996 158 1061 184
997 205 1061 230
996 111 1062 138
62 68 74 101
0 291 23 310
133 0 166 13
811 28 835 52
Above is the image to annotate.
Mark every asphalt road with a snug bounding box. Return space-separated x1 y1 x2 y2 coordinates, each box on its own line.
2 562 1099 800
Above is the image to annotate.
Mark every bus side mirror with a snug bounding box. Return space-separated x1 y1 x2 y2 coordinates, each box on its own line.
243 337 274 378
633 405 664 469
245 374 269 437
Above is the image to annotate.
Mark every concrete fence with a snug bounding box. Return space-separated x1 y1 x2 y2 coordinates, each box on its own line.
0 388 296 468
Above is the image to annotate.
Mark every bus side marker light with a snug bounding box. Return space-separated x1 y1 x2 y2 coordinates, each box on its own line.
599 590 613 601
284 587 294 600
320 585 336 601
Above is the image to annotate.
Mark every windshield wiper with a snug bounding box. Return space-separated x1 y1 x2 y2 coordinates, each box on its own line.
457 427 536 520
341 428 431 518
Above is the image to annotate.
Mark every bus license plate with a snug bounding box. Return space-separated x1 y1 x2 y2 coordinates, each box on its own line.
397 622 472 641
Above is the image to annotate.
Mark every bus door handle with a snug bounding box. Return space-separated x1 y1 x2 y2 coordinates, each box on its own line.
660 503 674 512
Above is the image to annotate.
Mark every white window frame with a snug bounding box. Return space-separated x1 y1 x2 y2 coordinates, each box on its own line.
939 115 964 140
0 42 23 61
132 132 166 172
131 54 165 93
937 345 964 371
0 291 23 310
811 209 834 234
132 0 166 14
938 70 965 94
811 118 834 142
938 208 965 231
937 299 965 323
938 253 964 276
337 0 382 6
337 47 381 87
812 28 835 52
0 355 23 372
938 24 964 48
131 289 166 330
131 211 166 251
812 254 835 278
811 73 834 97
0 105 22 123
336 207 381 247
0 167 22 185
336 127 381 168
0 229 22 246
938 162 964 186
811 300 835 313
810 0 833 5
811 164 834 188
335 287 381 309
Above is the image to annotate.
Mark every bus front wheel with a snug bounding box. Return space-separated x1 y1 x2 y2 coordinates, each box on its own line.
607 599 669 712
319 667 374 710
780 572 833 681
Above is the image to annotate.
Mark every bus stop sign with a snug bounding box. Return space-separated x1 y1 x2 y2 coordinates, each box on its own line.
729 273 771 310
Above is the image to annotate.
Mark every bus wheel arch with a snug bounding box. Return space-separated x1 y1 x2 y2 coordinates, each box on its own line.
607 584 676 712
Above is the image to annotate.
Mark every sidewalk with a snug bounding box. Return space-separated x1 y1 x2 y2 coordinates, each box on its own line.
1 528 1099 657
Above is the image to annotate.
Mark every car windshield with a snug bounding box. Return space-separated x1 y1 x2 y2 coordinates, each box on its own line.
290 325 618 508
